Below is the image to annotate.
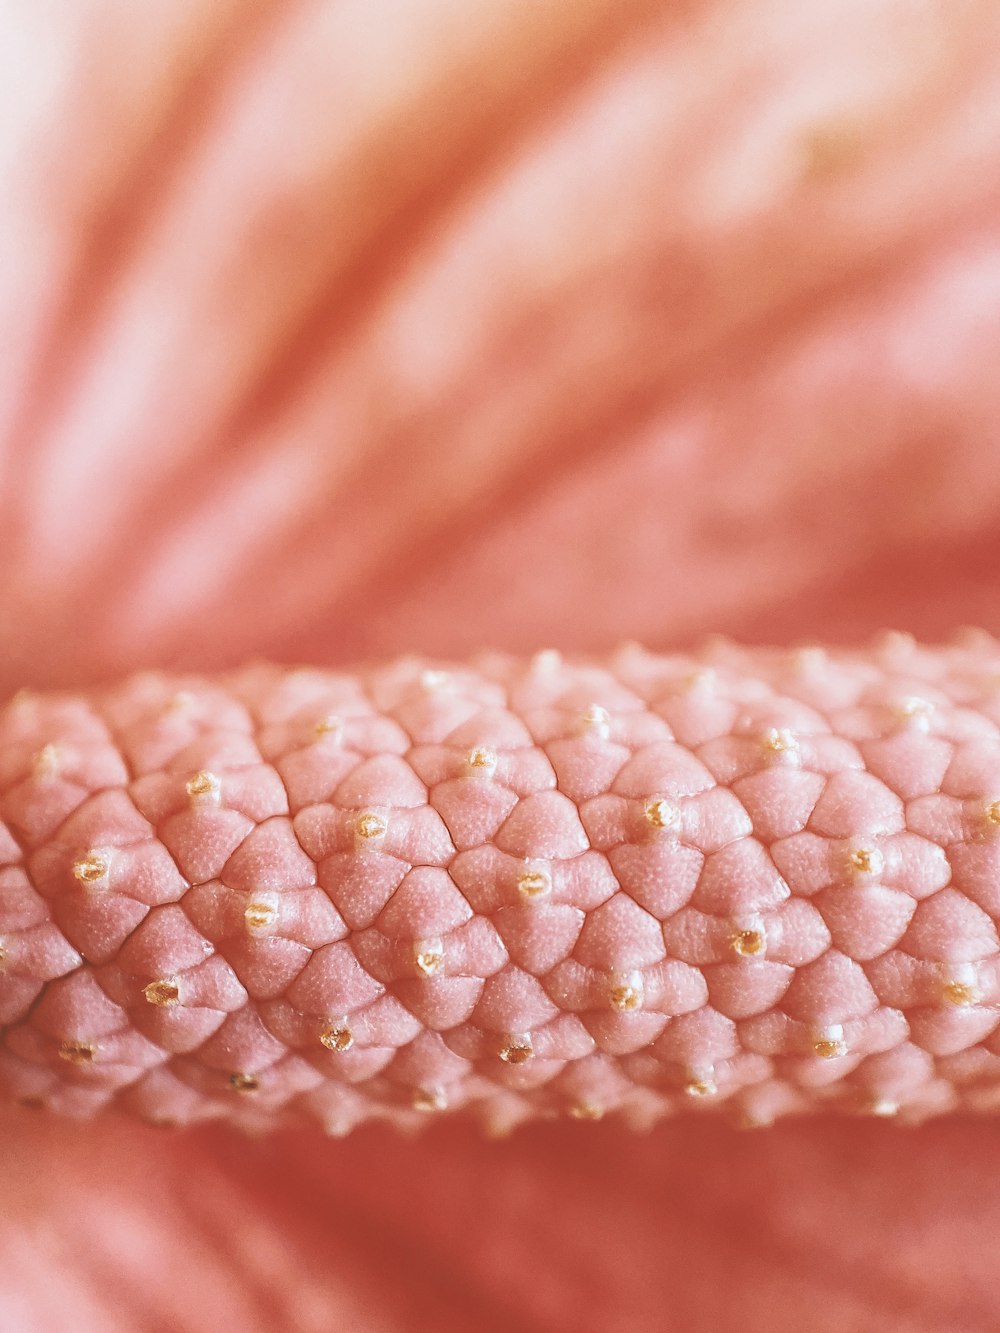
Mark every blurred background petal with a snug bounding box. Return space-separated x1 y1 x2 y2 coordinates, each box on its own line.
3 2 1000 1331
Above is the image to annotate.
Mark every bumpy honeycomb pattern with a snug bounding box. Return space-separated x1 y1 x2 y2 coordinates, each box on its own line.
5 636 1000 1134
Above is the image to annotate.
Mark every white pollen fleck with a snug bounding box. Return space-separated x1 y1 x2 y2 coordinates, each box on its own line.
644 797 680 832
578 704 611 739
892 696 934 732
413 938 445 977
420 669 451 693
870 1098 900 1119
530 649 562 675
761 727 799 762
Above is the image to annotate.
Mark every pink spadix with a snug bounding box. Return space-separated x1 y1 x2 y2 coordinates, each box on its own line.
3 635 1000 1134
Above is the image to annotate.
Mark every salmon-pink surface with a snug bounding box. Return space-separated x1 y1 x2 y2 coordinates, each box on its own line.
3 2 1000 1330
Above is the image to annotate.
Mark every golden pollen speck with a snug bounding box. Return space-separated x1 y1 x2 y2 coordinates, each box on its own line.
355 811 388 841
644 798 679 831
813 1037 847 1060
684 1075 717 1098
730 929 765 958
848 846 884 876
942 980 978 1007
72 852 109 885
229 1072 259 1094
984 800 1000 827
244 899 279 933
59 1040 96 1065
465 746 497 774
609 973 644 1012
517 866 552 902
499 1034 534 1064
314 714 343 738
414 939 445 977
320 1022 354 1053
761 727 797 755
569 1102 604 1121
412 1086 447 1113
143 978 181 1008
185 770 220 801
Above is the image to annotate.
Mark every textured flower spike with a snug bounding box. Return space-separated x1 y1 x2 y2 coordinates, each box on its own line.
4 636 1000 1135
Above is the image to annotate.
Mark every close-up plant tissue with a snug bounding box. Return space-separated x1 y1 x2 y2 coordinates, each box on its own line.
2 4 1000 1331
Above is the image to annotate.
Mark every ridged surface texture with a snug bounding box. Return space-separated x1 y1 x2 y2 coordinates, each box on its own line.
5 637 1000 1134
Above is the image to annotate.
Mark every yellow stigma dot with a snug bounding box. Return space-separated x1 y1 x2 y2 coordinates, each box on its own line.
942 980 978 1007
320 1022 354 1053
499 1033 534 1064
414 939 445 977
412 1086 447 1113
355 811 388 841
143 978 181 1008
569 1101 604 1121
761 727 797 756
684 1074 717 1098
517 866 552 902
847 846 884 876
730 929 766 958
58 1040 96 1065
72 852 109 885
185 770 220 801
609 973 645 1012
465 746 497 774
314 714 343 738
984 800 1000 828
244 899 279 934
813 1027 848 1059
32 744 61 780
644 798 680 831
229 1072 259 1094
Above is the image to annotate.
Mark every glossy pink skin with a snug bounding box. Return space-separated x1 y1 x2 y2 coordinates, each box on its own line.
7 642 1000 1135
4 2 1000 1330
